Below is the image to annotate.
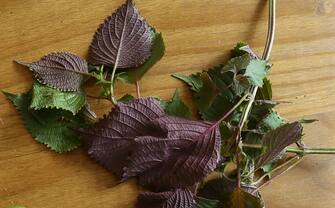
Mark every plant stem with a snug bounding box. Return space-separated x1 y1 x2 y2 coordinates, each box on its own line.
251 155 301 186
286 147 335 154
211 93 250 129
235 0 276 189
242 143 335 155
110 63 118 105
252 155 302 194
136 81 141 98
237 0 276 130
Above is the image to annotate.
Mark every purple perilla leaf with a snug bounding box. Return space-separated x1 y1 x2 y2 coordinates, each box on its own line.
256 122 303 169
123 116 221 189
78 98 221 189
16 52 88 91
77 98 165 177
137 189 195 208
89 0 153 68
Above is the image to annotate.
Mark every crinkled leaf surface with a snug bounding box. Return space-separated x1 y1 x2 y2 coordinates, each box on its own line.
244 59 268 87
248 101 278 130
30 82 86 114
78 98 165 177
174 56 258 121
89 0 152 68
175 69 235 122
259 111 284 132
173 73 203 93
243 132 266 159
175 44 270 122
222 54 251 74
117 31 165 83
193 73 219 113
3 91 84 152
192 72 233 121
123 115 221 189
16 52 88 91
199 94 233 122
161 89 192 118
219 122 236 158
206 65 235 101
137 189 195 208
79 98 221 188
256 122 303 168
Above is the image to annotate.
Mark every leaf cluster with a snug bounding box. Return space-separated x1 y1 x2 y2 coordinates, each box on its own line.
173 43 305 207
2 1 319 208
4 0 165 153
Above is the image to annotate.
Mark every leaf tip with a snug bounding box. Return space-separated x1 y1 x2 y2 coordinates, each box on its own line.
14 60 32 68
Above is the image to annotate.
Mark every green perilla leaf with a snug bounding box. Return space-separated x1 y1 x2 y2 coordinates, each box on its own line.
161 89 192 118
30 82 86 115
3 90 85 152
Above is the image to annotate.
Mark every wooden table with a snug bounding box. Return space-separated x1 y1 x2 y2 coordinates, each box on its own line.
1 0 335 207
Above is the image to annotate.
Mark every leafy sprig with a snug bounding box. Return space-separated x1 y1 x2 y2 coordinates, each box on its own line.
3 0 335 208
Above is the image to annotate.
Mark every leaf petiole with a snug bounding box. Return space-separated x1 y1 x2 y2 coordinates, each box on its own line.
286 147 335 155
136 81 141 98
109 63 118 105
208 92 250 131
242 143 335 155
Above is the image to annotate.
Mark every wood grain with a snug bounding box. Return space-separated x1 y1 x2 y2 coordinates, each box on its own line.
1 0 335 207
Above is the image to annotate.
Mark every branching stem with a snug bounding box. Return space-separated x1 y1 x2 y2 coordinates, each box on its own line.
252 155 302 194
235 0 276 189
251 155 301 186
209 92 250 131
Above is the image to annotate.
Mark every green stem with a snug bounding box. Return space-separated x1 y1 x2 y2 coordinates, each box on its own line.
110 64 118 105
211 92 250 130
242 143 335 155
286 147 335 155
78 71 98 78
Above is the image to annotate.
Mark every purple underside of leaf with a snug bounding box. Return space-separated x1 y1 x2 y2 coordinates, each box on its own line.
137 189 195 208
78 98 221 189
89 0 153 68
256 121 303 168
16 52 88 91
78 98 165 177
123 116 221 189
